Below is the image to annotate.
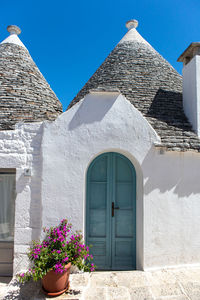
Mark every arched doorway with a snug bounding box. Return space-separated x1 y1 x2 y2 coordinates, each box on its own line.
86 152 136 270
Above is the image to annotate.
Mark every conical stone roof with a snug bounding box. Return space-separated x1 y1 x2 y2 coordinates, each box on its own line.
69 20 200 152
0 25 62 130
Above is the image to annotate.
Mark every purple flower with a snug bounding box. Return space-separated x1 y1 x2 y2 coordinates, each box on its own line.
63 257 68 262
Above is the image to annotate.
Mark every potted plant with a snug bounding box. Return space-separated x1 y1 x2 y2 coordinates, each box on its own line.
17 218 95 296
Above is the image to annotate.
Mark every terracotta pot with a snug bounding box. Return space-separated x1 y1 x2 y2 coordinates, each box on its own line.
42 262 71 296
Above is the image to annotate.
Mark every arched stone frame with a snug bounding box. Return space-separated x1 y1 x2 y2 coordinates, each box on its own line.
83 148 144 270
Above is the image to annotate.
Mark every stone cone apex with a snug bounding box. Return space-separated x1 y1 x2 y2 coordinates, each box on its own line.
1 25 26 49
0 25 63 130
126 20 138 30
68 20 200 152
7 25 21 35
119 19 151 45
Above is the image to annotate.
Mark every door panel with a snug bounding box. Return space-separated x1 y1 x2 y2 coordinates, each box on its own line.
115 210 133 237
0 242 13 276
90 156 107 181
90 183 107 209
87 154 110 269
116 155 132 182
89 209 106 237
86 153 136 270
0 171 16 276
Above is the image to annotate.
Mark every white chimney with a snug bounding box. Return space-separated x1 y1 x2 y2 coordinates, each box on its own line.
178 43 200 137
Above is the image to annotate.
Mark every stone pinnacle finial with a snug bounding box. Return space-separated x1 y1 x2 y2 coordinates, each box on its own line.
7 25 21 35
126 20 138 30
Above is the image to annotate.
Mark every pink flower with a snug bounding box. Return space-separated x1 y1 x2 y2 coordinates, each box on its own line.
63 257 68 262
57 250 61 254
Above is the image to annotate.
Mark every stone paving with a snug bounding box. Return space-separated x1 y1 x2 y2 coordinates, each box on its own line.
1 267 200 299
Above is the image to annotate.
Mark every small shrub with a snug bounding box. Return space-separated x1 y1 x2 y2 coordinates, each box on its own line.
17 218 95 282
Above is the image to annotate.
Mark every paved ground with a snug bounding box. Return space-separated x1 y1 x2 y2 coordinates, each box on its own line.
1 267 200 299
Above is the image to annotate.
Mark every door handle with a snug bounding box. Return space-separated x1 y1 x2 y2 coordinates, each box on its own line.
112 202 120 217
112 202 114 217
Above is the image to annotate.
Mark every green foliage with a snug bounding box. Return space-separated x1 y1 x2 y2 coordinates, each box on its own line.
17 219 95 282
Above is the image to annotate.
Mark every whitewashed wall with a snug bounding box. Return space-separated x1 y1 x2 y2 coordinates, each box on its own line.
142 149 200 270
41 91 200 271
0 122 43 274
41 91 160 270
3 91 200 273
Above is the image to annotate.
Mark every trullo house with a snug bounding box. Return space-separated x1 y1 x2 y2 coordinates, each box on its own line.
0 20 200 276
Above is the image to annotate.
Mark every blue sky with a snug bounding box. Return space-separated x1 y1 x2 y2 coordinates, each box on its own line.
1 0 200 110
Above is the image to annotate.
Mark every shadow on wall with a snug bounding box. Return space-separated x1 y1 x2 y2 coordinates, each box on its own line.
68 93 117 130
146 89 192 131
142 148 200 197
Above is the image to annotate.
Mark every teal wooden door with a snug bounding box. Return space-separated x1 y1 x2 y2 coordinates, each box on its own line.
86 152 136 270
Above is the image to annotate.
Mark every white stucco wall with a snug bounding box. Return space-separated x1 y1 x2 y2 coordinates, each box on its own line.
4 91 200 273
41 91 200 271
0 122 43 274
183 55 200 136
142 149 200 270
41 91 160 270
